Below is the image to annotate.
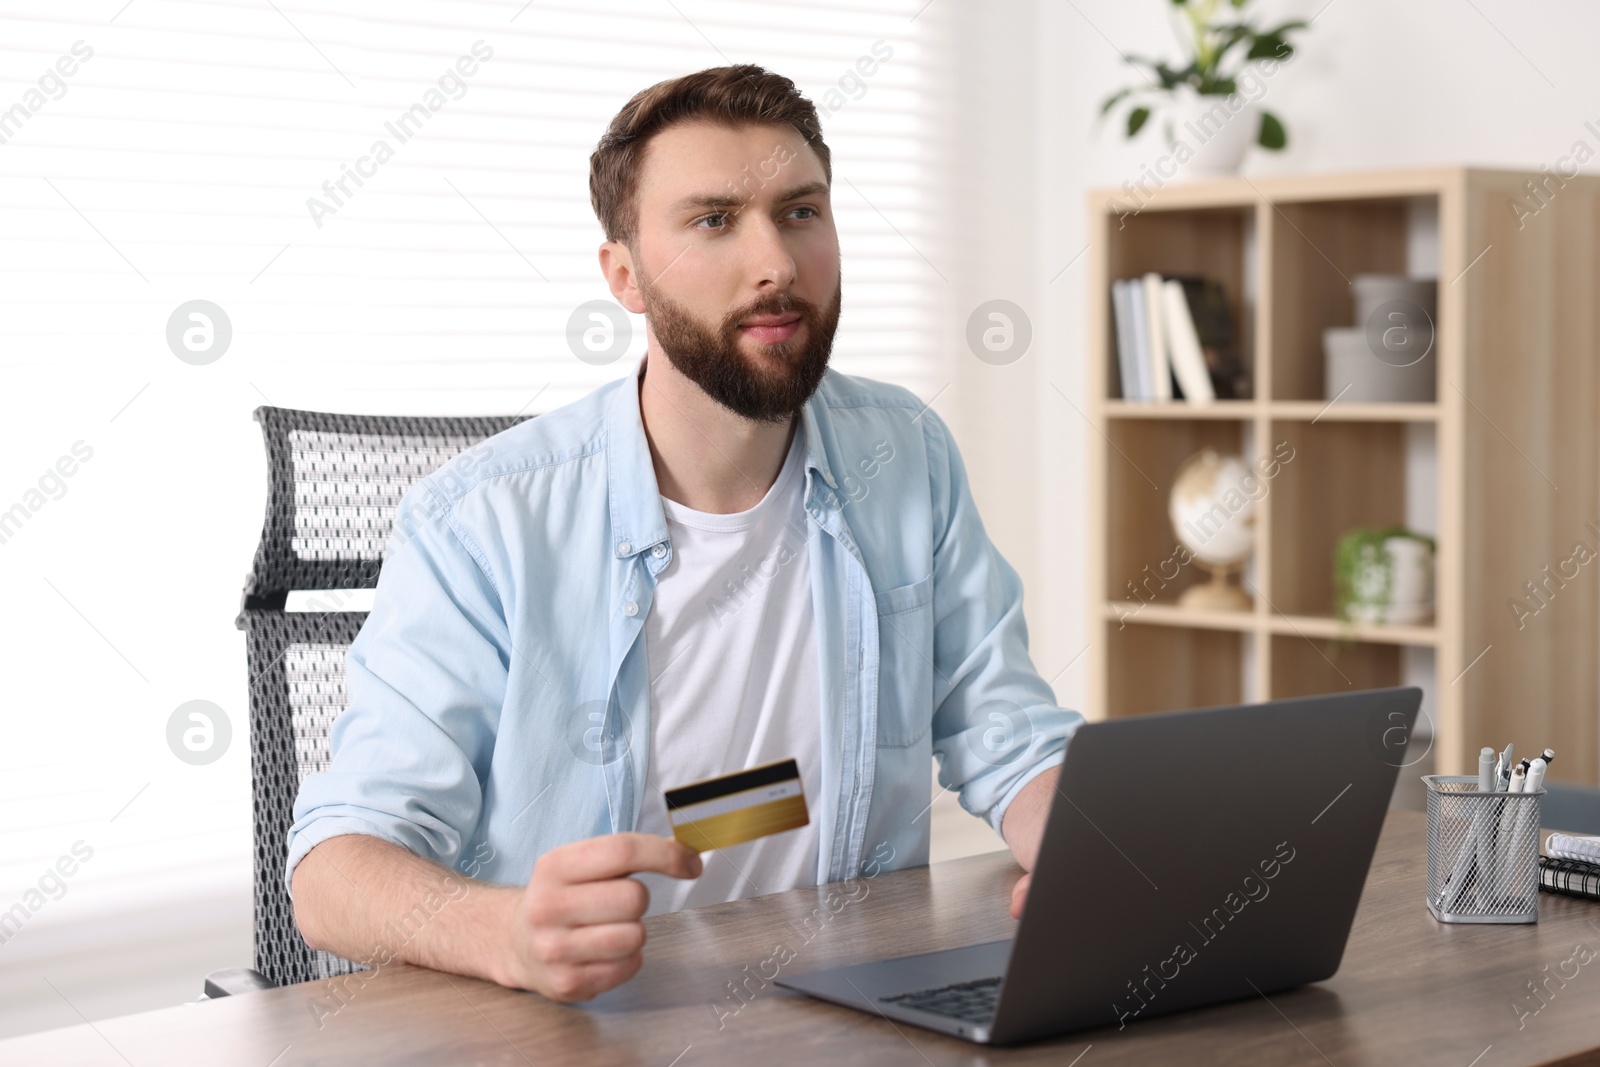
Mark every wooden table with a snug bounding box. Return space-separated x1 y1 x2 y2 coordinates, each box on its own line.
8 811 1600 1066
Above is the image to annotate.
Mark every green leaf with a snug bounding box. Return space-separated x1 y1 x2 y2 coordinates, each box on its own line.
1128 106 1151 137
1258 110 1287 150
1150 60 1199 90
1121 52 1167 77
1099 87 1134 116
1247 35 1294 60
1210 25 1255 62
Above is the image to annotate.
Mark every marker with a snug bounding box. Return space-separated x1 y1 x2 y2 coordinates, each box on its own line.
1477 747 1495 792
1525 756 1549 794
1503 759 1547 911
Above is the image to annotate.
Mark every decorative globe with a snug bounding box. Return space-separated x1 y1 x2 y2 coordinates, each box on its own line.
1168 449 1256 610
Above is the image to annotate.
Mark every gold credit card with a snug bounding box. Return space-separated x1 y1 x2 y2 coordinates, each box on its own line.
665 758 809 852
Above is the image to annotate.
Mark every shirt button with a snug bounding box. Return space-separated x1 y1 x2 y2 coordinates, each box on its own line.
623 601 638 616
652 544 666 558
617 540 632 555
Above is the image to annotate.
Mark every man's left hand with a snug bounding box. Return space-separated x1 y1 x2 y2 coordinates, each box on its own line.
1000 766 1059 920
1009 872 1031 919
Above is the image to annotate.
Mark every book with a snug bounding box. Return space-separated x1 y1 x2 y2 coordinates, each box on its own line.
1126 278 1150 401
1141 272 1172 402
1539 854 1600 901
1110 274 1250 402
1175 277 1249 400
1110 279 1144 400
1162 278 1215 404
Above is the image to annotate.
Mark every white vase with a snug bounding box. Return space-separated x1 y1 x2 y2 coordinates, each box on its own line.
1165 92 1257 177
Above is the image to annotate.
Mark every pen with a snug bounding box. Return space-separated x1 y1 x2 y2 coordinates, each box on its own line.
1469 746 1497 908
1489 764 1527 907
1441 747 1502 911
1499 743 1516 790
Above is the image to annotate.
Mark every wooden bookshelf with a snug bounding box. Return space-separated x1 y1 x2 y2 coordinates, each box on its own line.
1085 167 1600 782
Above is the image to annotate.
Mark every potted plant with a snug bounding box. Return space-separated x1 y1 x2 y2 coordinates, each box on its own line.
1334 526 1437 625
1098 0 1307 175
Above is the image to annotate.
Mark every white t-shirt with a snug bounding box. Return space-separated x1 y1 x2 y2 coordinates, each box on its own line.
634 427 822 916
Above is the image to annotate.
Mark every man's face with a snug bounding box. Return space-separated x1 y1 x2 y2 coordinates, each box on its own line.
624 121 841 423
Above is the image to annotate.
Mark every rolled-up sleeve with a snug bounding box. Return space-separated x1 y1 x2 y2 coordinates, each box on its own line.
922 410 1085 835
284 481 511 897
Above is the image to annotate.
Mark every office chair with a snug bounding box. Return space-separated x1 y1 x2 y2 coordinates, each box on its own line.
208 406 531 997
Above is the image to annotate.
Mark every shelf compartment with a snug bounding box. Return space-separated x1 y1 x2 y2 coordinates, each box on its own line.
1104 205 1253 402
1268 633 1402 700
1104 418 1251 606
1264 419 1409 618
1105 622 1246 716
1266 196 1426 402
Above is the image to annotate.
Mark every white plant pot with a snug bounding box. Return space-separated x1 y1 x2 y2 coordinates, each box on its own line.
1166 93 1257 177
1345 536 1435 624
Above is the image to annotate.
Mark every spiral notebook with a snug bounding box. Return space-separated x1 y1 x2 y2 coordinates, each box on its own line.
1538 855 1600 901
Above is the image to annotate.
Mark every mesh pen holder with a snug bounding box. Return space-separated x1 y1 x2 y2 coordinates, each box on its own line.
1425 774 1543 924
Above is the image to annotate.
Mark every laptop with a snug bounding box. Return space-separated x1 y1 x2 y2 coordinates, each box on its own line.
775 686 1422 1045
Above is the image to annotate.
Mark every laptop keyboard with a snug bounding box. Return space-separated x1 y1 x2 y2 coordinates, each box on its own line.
880 975 1002 1023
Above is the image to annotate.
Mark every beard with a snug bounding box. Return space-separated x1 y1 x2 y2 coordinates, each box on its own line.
637 268 841 423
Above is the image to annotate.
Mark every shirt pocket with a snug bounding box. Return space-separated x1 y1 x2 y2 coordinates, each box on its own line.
873 574 934 747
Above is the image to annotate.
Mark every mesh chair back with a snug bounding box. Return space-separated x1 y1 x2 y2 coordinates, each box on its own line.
243 407 530 607
238 406 529 987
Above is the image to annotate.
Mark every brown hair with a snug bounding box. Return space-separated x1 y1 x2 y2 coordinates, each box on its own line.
588 64 831 248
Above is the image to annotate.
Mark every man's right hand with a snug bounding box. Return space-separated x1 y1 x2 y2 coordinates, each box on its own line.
494 832 703 1002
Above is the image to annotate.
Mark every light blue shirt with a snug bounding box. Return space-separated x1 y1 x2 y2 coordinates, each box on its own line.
286 360 1084 896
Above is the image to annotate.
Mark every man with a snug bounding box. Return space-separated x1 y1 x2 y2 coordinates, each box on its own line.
287 63 1082 1004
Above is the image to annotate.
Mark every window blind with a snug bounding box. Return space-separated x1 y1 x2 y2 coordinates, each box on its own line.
0 0 953 937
